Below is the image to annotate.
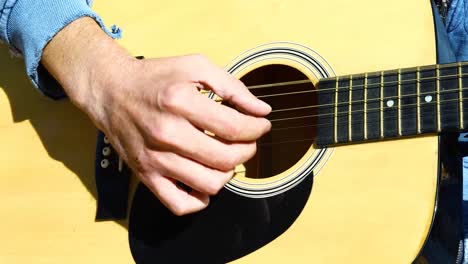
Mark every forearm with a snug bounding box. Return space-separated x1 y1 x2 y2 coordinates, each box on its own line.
41 17 134 112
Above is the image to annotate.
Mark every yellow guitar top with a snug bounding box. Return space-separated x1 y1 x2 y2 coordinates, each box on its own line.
0 0 438 263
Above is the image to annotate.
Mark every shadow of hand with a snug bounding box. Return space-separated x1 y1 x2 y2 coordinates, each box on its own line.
0 44 127 229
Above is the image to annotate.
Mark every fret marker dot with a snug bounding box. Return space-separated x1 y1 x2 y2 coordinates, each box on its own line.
386 100 395 107
425 95 433 103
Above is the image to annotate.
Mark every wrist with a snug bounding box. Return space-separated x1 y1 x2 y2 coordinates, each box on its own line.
83 53 141 130
41 17 136 119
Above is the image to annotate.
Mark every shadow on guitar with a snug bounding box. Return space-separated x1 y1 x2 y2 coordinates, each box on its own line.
0 44 127 229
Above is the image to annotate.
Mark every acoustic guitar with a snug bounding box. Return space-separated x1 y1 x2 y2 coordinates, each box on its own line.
0 0 454 263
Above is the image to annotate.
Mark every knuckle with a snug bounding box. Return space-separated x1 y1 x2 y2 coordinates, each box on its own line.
216 144 256 171
159 86 183 112
219 153 239 171
225 123 242 140
204 183 220 196
170 202 188 216
243 143 257 161
148 125 165 144
227 157 240 170
204 176 226 196
148 152 167 172
148 123 175 146
211 157 229 171
170 197 209 216
186 54 212 72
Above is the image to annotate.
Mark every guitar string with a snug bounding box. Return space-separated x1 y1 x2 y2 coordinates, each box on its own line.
268 96 465 122
230 87 464 122
269 107 459 131
215 80 468 113
214 86 465 113
258 108 464 146
258 138 315 146
255 77 466 100
244 71 467 91
270 88 460 112
214 87 466 125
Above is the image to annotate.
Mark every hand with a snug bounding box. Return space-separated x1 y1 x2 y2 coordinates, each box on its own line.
42 18 271 215
90 55 271 216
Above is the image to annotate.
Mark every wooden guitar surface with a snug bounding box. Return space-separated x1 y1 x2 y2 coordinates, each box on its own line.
0 0 438 263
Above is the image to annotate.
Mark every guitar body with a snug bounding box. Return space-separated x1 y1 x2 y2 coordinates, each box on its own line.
0 0 439 263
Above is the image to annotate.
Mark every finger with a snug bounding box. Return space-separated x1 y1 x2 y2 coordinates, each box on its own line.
179 128 258 172
148 150 233 195
148 117 258 171
189 57 271 117
143 173 209 216
181 90 271 141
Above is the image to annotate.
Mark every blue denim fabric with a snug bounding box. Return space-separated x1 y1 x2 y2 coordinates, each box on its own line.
448 0 468 61
0 0 121 98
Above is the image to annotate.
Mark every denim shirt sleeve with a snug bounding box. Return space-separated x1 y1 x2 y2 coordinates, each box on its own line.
447 0 468 61
0 0 121 99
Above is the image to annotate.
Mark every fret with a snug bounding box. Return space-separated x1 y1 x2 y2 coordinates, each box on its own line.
350 75 365 141
334 77 339 143
417 68 421 133
348 76 353 142
382 71 398 138
459 63 464 129
439 64 459 131
419 66 437 133
366 72 381 140
364 73 368 140
400 70 417 136
436 65 441 132
380 72 384 138
336 77 350 143
461 63 468 127
316 79 336 146
397 69 402 136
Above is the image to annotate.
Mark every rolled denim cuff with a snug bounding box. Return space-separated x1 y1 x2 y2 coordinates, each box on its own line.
6 0 121 99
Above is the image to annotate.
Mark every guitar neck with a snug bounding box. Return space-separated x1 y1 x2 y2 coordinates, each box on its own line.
316 61 468 146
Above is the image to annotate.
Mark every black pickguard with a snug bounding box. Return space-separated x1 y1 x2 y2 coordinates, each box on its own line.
128 172 313 264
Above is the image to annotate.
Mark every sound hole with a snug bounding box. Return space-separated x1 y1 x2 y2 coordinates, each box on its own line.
240 64 317 179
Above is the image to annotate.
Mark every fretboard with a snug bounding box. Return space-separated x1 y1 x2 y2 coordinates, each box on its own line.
316 62 468 147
